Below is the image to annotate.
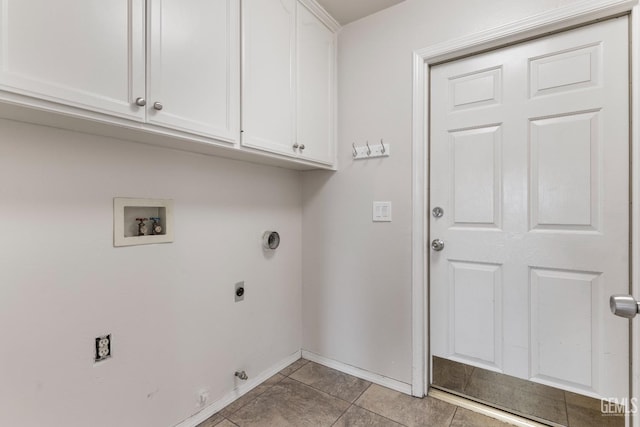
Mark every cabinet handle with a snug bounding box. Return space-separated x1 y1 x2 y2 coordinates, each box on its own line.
293 143 299 149
299 144 305 150
135 97 146 107
153 102 163 111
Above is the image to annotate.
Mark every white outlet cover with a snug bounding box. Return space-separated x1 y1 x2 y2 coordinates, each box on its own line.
372 201 392 222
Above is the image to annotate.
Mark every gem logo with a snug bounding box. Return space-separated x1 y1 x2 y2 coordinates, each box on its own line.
601 398 638 416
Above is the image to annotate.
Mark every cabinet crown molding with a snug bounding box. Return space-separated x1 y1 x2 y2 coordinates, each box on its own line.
298 0 341 32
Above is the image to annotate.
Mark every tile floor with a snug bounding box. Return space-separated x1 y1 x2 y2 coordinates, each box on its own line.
432 356 624 427
197 358 512 427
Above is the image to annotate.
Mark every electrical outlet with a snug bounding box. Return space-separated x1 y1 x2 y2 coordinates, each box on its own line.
235 281 245 302
94 334 111 362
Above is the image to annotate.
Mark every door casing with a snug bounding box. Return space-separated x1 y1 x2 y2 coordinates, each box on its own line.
411 0 640 424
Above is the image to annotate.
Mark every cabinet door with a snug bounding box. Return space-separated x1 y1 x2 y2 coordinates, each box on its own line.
296 4 335 165
242 0 296 155
0 0 145 121
147 0 240 143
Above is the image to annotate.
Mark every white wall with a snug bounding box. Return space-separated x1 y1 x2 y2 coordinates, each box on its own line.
301 0 589 385
0 119 302 427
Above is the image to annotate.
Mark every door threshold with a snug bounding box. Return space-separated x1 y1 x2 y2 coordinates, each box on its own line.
429 388 551 427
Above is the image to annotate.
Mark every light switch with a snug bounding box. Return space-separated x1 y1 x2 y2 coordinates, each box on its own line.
373 201 392 222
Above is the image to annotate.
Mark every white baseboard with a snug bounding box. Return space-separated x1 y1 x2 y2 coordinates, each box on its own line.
301 350 412 395
173 350 302 427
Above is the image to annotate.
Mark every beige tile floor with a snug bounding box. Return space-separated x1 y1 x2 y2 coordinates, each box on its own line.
197 358 512 427
432 356 624 427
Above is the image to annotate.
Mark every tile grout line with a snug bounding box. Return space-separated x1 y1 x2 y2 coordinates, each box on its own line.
463 367 475 392
355 404 412 427
349 383 411 427
352 382 372 404
285 375 409 425
219 360 308 422
563 391 570 427
287 375 357 406
329 403 353 427
286 362 373 406
448 406 460 427
220 374 286 419
282 359 311 378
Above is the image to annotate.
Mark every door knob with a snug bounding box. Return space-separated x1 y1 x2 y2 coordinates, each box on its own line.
431 239 445 251
610 295 640 319
135 97 146 107
153 102 163 111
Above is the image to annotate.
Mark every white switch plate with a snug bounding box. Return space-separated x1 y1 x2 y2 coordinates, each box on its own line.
373 201 392 222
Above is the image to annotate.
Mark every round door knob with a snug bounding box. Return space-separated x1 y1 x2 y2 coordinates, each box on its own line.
431 239 445 251
299 144 305 150
153 102 163 111
135 97 146 107
293 143 299 149
610 294 639 319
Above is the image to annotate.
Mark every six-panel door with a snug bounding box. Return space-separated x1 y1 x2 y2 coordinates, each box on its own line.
430 17 630 400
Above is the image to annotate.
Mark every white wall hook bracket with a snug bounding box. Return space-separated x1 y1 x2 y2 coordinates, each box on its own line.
353 139 390 160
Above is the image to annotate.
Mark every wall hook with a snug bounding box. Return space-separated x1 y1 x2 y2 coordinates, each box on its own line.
352 140 390 160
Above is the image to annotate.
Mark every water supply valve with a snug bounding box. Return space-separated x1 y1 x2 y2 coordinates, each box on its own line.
136 218 148 236
149 217 162 235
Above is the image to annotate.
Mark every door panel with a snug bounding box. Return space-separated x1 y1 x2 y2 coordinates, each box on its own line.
530 111 600 230
449 261 503 368
147 0 240 142
242 0 296 155
450 125 502 227
0 0 145 120
430 16 629 411
296 3 335 164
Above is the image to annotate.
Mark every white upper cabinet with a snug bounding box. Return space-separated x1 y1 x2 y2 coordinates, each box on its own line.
0 0 146 121
147 0 240 142
242 0 297 155
0 0 240 144
242 0 336 165
296 3 335 164
0 0 335 169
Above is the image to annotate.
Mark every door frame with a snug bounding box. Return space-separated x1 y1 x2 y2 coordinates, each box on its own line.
411 0 640 420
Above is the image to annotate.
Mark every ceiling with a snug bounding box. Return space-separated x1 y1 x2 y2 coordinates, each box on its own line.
315 0 406 25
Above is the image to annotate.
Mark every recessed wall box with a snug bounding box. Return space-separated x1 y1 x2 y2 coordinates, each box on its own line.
114 198 174 247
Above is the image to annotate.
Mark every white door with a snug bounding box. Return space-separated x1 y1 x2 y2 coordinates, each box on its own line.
242 0 296 156
0 0 146 121
430 17 629 400
296 3 335 165
147 0 240 142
